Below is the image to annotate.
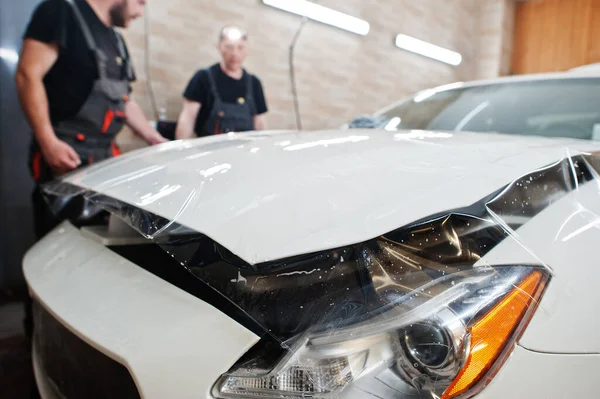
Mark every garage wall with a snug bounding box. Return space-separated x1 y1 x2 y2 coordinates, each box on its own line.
512 0 600 74
477 0 515 78
118 0 516 144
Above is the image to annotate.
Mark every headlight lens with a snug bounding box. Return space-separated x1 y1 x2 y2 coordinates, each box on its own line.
214 266 548 399
404 321 453 368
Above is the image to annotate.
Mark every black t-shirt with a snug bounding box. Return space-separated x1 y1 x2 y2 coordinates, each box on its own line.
23 0 135 124
183 63 268 136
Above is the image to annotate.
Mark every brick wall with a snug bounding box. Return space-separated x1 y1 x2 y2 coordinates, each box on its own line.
117 0 516 149
477 0 516 79
500 0 516 76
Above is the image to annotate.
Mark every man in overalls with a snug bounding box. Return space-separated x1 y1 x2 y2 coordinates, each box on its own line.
16 0 167 240
175 26 269 139
16 0 167 343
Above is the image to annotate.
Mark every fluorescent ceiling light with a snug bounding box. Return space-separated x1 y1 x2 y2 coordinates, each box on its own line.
395 34 462 66
0 48 19 64
263 0 370 36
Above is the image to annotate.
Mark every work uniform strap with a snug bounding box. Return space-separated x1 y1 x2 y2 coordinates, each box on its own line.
205 68 221 101
64 0 98 51
113 30 134 81
244 71 257 115
244 71 254 101
64 0 109 79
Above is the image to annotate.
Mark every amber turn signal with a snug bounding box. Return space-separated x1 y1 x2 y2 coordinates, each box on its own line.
442 270 546 399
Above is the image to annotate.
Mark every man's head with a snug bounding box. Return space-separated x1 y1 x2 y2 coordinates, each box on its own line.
217 26 248 72
110 0 146 28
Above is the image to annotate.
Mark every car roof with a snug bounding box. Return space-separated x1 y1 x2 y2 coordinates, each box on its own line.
374 67 600 116
459 68 600 87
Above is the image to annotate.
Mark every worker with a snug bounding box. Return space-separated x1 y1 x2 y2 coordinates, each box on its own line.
175 26 268 139
16 0 168 240
16 0 167 346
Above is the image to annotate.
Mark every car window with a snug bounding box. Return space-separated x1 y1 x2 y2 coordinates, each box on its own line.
371 78 600 140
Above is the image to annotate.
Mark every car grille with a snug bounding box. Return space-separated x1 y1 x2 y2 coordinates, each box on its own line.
33 300 141 399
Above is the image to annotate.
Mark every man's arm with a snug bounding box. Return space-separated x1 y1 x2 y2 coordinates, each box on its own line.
252 76 268 131
125 100 168 145
175 100 201 139
16 38 81 174
253 114 268 131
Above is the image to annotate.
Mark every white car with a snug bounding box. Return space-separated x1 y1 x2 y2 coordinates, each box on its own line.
25 69 600 399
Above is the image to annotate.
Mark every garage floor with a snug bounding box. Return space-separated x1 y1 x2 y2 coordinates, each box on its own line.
0 299 39 399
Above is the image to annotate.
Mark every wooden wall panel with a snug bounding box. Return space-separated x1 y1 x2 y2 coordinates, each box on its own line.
512 0 600 74
539 1 557 71
587 0 600 64
552 1 573 71
571 0 592 69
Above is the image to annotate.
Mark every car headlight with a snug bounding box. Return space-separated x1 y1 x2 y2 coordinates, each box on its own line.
214 265 548 399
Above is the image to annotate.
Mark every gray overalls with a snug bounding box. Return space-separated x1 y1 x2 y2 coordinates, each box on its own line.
202 68 257 135
24 0 134 338
30 0 131 183
30 0 132 239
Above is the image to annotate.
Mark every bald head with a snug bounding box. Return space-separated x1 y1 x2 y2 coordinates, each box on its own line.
219 26 248 42
217 26 248 73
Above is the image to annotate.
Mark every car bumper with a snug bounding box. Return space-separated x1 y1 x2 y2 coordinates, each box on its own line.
24 221 600 399
23 221 258 399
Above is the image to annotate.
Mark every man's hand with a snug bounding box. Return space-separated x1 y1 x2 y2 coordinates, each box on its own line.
40 138 81 175
148 134 169 145
125 100 168 145
16 39 81 175
253 114 268 131
175 100 201 140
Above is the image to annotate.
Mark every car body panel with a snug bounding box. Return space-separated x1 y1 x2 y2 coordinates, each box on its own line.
476 180 600 354
26 69 600 398
25 220 600 399
23 221 259 399
475 347 600 398
57 129 600 265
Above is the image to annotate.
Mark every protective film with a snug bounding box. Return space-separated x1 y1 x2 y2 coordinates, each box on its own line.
41 144 600 399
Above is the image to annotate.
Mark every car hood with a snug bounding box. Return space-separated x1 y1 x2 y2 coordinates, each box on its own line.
57 129 600 264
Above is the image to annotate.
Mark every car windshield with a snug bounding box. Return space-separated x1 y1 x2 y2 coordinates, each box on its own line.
352 77 600 140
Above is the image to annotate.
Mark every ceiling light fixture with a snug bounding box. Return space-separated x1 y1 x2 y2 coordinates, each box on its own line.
395 34 462 66
263 0 370 36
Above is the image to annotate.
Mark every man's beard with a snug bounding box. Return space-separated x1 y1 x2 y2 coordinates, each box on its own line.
109 0 128 28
